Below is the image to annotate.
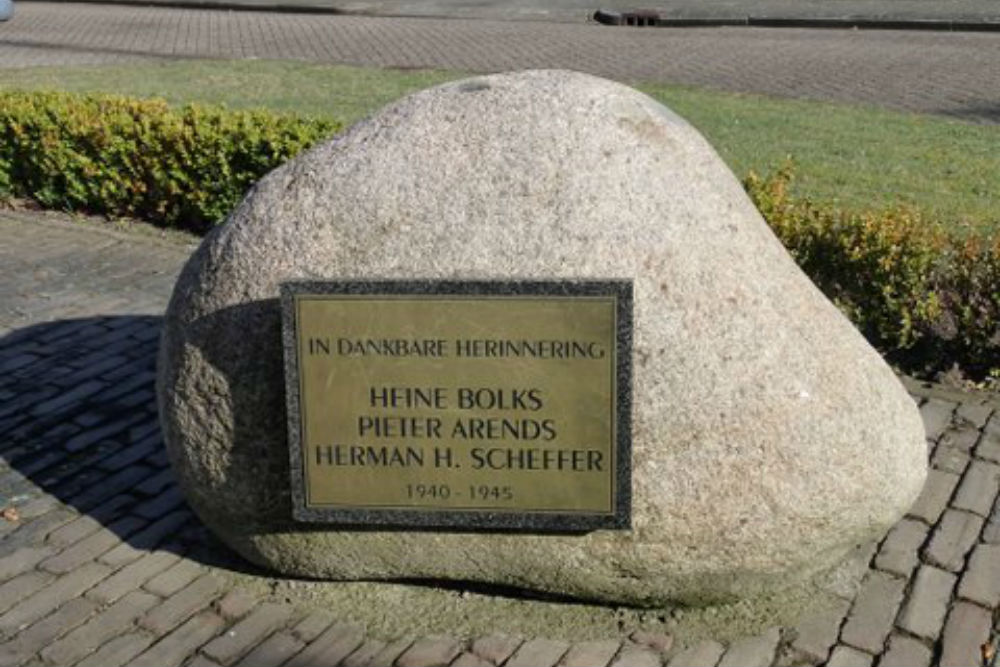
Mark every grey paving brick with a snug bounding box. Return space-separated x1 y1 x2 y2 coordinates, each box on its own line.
59 354 130 386
984 517 1000 544
132 611 226 667
505 639 571 667
41 466 112 503
87 549 180 604
939 601 992 667
98 541 145 568
75 631 156 667
0 352 39 373
342 638 388 667
0 522 16 541
70 464 156 511
290 612 334 643
140 573 225 635
939 424 982 452
896 565 957 640
826 645 873 667
924 509 984 572
907 469 960 525
921 398 955 441
878 633 932 667
89 492 139 524
667 641 725 667
13 449 67 479
822 538 880 600
13 495 58 521
41 590 159 665
932 443 971 474
977 420 1000 464
365 636 416 667
956 403 992 429
0 508 76 557
840 570 906 653
89 370 157 405
0 597 97 667
469 633 522 665
396 635 463 667
609 644 661 667
215 588 258 621
127 417 161 440
875 518 929 577
46 514 102 548
64 413 147 452
132 485 186 519
30 379 106 417
39 515 145 574
790 597 850 663
958 542 1000 607
202 602 293 664
558 639 622 666
119 387 156 408
148 448 171 467
38 416 86 439
284 622 364 667
0 545 56 582
0 561 111 635
96 434 162 472
953 460 1000 518
0 388 58 420
451 652 493 667
101 356 158 384
100 509 192 566
0 570 55 616
143 558 205 597
232 631 304 667
187 655 225 667
629 631 674 654
716 628 780 667
135 468 177 496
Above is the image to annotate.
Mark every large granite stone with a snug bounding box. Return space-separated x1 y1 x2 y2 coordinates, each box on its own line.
157 70 927 606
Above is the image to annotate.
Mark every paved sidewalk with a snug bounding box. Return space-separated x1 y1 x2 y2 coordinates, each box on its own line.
3 3 1000 123
2 210 1000 666
18 0 1000 28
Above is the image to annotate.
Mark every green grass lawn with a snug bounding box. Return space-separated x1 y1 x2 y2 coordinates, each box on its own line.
1 59 997 229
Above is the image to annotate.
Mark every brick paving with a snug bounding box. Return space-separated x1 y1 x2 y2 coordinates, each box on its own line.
1 2 1000 123
2 209 1000 666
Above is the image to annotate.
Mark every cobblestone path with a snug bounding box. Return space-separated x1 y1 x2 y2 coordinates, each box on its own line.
2 2 1000 123
1 210 999 665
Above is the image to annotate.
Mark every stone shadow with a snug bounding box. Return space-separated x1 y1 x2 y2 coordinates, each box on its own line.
0 314 259 574
0 313 591 604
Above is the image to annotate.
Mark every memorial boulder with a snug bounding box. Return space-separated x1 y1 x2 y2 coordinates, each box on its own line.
157 70 927 606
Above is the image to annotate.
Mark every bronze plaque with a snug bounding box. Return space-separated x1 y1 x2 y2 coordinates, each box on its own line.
281 281 632 530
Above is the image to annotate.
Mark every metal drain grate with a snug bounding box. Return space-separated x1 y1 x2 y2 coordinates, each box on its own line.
593 9 662 26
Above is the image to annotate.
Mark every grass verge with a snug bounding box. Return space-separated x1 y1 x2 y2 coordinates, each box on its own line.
1 59 997 229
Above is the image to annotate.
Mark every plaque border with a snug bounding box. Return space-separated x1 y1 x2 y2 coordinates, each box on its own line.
280 279 633 532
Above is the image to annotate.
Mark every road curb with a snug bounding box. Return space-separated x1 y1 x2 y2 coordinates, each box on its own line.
592 8 1000 31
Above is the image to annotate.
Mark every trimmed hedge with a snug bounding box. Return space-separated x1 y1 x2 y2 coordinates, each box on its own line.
1 91 996 381
746 164 1000 383
0 91 339 233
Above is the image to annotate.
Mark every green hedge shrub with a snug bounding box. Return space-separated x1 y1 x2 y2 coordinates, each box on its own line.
1 91 996 382
0 91 339 233
745 164 1000 383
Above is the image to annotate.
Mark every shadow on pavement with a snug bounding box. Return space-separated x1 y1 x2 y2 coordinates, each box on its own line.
0 315 261 574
